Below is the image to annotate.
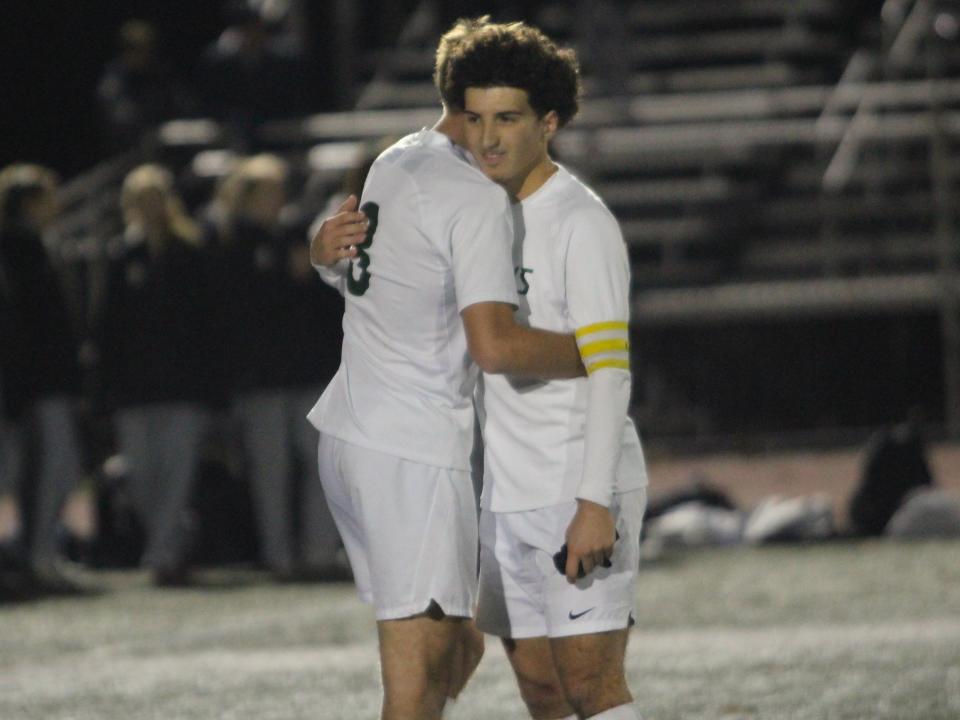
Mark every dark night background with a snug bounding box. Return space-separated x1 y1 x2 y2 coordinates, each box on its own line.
0 0 418 177
1 2 221 175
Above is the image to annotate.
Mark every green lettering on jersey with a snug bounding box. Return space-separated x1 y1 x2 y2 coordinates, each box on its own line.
515 266 534 295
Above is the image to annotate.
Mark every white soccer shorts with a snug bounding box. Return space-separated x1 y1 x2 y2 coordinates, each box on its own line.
317 433 479 621
477 489 647 639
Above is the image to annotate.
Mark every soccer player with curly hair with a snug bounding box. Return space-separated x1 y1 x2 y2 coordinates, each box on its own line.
445 21 648 720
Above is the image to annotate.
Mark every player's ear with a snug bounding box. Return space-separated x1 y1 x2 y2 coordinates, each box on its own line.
540 110 559 142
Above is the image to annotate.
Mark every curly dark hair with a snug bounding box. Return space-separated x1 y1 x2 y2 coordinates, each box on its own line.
433 16 492 110
444 22 581 127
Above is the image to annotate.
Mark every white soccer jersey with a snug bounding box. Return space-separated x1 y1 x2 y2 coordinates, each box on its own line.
307 129 519 471
479 164 647 512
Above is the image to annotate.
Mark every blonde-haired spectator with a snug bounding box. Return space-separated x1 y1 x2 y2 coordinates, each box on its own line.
120 163 200 244
214 153 288 232
208 153 346 581
96 163 216 586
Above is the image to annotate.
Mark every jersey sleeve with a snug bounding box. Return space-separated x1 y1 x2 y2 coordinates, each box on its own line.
312 259 349 297
306 211 349 296
565 204 633 507
450 184 519 312
566 205 631 371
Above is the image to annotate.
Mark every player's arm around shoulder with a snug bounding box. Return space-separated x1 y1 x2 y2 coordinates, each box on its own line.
462 302 584 379
452 177 585 380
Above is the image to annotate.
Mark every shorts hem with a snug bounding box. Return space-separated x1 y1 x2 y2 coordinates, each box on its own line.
375 599 475 622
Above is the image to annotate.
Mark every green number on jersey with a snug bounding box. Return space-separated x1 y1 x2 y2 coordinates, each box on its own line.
347 201 380 297
516 266 533 295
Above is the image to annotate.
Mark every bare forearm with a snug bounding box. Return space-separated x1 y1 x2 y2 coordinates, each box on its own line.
498 324 584 379
462 302 584 379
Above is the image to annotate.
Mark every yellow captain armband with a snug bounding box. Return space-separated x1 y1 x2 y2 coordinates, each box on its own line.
575 321 630 375
574 321 629 339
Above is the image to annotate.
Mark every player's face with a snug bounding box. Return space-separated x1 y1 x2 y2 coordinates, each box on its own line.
463 86 558 199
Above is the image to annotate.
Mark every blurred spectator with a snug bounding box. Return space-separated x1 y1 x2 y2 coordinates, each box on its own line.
0 164 86 593
97 20 189 151
1 243 27 592
197 1 311 150
848 414 934 536
209 154 345 581
96 164 215 586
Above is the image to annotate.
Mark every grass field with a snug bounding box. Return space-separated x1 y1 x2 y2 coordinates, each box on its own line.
3 540 959 719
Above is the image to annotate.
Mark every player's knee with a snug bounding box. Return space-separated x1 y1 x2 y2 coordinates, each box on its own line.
516 672 569 718
383 655 452 707
560 667 630 718
383 671 427 700
384 669 449 718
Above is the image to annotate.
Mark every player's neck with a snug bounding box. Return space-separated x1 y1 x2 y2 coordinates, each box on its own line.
433 108 466 148
514 158 558 201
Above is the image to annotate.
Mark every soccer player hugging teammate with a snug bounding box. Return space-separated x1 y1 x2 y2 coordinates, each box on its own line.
307 17 588 720
446 21 649 720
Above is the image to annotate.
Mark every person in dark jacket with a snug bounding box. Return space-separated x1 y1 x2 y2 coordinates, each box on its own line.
97 20 188 152
0 163 86 593
97 164 214 586
196 2 311 150
210 154 345 580
848 414 934 536
1 238 27 583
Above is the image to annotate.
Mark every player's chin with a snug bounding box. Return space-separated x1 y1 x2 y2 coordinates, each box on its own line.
481 166 510 187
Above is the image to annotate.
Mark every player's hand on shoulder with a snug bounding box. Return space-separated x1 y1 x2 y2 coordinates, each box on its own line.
309 194 367 267
564 499 616 583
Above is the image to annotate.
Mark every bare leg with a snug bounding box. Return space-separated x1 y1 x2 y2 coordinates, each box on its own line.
502 636 576 719
447 619 485 700
377 609 464 720
551 629 633 719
